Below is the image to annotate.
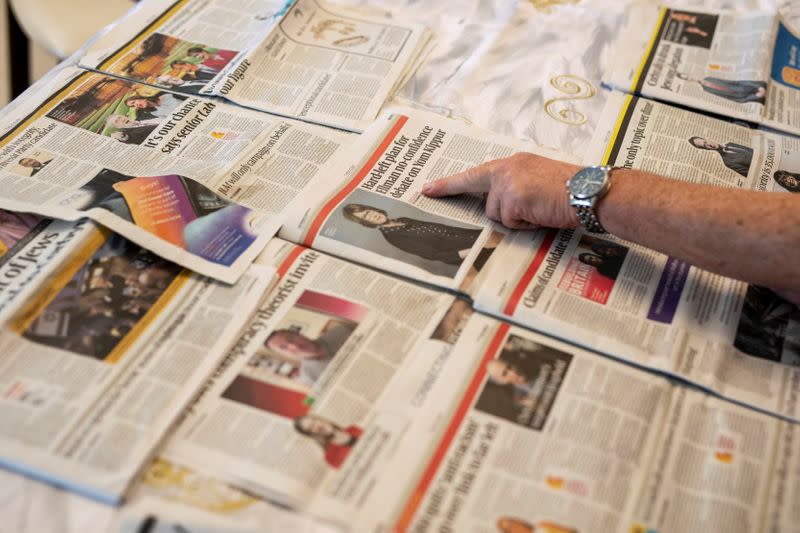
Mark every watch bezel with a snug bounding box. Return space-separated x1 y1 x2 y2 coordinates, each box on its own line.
567 166 611 201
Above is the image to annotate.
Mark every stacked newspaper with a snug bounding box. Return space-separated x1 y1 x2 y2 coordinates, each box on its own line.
607 3 800 136
80 0 432 132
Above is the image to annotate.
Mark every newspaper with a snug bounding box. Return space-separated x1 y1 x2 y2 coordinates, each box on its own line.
0 67 350 283
0 224 273 503
471 91 800 423
279 106 575 291
80 0 430 132
162 239 471 526
392 314 800 533
606 4 800 136
0 211 98 322
115 459 339 533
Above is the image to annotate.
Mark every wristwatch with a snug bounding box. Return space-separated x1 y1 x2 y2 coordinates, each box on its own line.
566 165 613 234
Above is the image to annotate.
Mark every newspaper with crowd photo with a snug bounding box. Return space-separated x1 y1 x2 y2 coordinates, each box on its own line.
469 91 800 424
0 217 273 503
158 238 476 527
0 66 351 283
278 106 576 292
389 313 800 533
607 3 800 136
80 0 431 132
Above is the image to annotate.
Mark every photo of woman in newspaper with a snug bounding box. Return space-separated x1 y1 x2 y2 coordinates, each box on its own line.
293 413 363 469
676 73 767 105
46 75 187 145
71 169 260 267
107 33 239 95
13 233 181 361
321 189 487 278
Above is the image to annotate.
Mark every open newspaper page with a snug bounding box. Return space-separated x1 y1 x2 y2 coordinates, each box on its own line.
163 239 474 528
0 223 273 503
279 106 575 292
0 211 97 321
0 67 351 283
80 0 288 98
206 0 430 132
607 4 774 125
630 385 800 533
391 314 671 532
472 91 800 423
80 0 429 132
393 315 800 533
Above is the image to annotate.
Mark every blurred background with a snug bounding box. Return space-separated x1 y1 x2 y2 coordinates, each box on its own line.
0 0 135 106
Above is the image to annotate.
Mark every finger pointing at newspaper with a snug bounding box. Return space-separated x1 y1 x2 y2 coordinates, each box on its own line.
421 152 581 230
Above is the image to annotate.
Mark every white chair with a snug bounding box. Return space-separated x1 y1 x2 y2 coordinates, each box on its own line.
9 0 135 58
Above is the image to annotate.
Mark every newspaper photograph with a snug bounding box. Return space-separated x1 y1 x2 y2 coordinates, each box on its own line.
471 92 800 423
0 226 273 503
0 67 351 282
162 241 477 527
80 0 289 96
279 106 572 291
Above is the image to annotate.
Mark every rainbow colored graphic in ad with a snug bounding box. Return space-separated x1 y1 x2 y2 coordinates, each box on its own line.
78 169 258 266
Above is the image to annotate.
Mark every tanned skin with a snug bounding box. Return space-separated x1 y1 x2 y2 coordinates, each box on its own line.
422 152 800 303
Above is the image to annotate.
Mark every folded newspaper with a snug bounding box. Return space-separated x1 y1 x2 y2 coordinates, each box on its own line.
0 67 350 283
0 220 273 503
80 0 431 132
154 249 800 531
607 3 800 136
470 91 800 423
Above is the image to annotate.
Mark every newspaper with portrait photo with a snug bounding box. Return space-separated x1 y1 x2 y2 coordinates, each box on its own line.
470 91 800 424
0 67 351 282
607 3 800 136
278 106 573 292
80 0 431 132
0 222 273 503
161 239 475 527
382 314 800 533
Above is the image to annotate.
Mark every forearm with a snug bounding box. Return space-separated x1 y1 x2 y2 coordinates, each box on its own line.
598 168 800 291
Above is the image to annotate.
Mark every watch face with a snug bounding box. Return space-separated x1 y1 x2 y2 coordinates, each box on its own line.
568 167 607 199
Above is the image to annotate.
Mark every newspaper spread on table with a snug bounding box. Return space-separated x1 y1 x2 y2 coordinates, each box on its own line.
0 211 97 322
278 106 576 291
80 0 430 132
0 66 350 283
471 91 800 423
606 3 800 136
162 239 472 527
0 221 273 503
390 314 800 533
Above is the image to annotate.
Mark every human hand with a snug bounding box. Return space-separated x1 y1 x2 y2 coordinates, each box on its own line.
421 152 582 230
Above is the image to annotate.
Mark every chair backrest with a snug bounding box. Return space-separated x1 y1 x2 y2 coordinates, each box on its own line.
9 0 134 58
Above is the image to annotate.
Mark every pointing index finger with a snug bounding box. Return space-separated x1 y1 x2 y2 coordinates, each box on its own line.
422 161 496 197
